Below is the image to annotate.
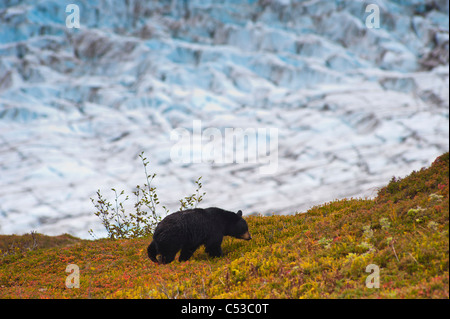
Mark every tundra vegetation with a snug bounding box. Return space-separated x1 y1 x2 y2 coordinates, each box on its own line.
0 153 448 298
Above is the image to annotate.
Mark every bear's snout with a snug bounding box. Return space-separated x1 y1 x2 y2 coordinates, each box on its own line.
241 231 252 240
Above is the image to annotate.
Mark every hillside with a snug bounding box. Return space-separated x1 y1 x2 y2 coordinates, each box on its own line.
0 153 448 299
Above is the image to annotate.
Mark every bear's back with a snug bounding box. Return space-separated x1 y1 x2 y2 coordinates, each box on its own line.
153 207 232 242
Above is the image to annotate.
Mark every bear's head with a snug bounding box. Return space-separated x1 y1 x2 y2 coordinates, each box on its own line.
229 210 252 240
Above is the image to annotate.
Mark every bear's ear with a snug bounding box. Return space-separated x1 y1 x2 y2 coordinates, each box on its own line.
237 210 243 217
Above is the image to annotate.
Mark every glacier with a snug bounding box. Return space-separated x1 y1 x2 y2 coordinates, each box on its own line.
0 0 448 238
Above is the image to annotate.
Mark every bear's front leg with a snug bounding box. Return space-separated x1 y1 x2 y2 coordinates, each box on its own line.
179 244 200 262
205 241 223 258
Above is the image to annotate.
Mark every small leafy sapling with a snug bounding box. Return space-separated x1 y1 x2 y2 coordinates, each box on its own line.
90 152 206 239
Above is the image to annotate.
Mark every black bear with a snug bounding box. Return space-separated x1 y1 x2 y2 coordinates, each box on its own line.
147 207 251 264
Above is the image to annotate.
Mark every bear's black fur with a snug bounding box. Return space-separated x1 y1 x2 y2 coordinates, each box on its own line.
147 207 251 264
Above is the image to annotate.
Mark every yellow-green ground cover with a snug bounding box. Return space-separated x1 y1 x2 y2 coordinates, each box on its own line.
1 153 448 298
